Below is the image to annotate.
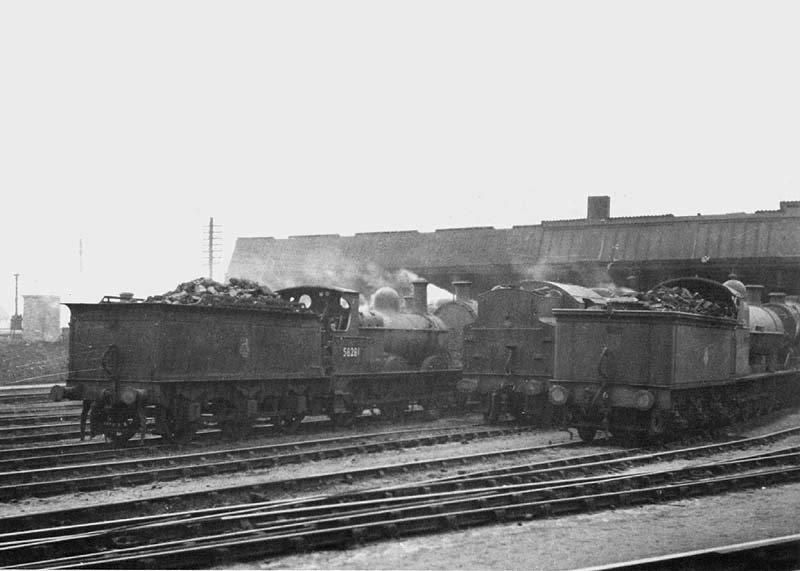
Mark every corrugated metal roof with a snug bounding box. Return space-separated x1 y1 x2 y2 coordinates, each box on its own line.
228 201 800 291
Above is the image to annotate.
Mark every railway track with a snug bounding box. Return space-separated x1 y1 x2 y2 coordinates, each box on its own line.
0 421 82 440
3 427 800 568
0 415 309 446
1 437 598 531
0 418 517 470
0 400 79 413
0 420 333 464
0 424 543 500
0 384 61 404
0 407 477 446
585 533 800 570
0 414 81 428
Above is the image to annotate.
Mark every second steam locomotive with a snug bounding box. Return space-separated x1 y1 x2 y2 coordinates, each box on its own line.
549 277 800 441
458 280 607 424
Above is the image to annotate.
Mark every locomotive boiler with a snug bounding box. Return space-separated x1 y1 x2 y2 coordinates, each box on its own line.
548 277 800 441
51 279 459 444
458 280 607 423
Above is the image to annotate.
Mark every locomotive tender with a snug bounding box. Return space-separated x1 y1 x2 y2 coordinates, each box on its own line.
458 280 607 423
548 277 800 441
51 280 458 444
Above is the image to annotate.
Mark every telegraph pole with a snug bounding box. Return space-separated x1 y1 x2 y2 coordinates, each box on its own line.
10 273 22 331
203 218 222 280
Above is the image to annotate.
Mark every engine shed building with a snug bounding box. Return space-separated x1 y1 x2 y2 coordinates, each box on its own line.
227 197 800 297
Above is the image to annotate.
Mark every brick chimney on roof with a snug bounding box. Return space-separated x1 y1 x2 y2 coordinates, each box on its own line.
587 196 610 220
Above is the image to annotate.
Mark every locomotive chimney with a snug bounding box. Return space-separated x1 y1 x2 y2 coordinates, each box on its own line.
745 285 764 306
412 279 428 314
587 196 610 221
452 281 472 302
768 292 787 305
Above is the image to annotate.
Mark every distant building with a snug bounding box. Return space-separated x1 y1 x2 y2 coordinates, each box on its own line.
227 197 800 296
22 295 61 342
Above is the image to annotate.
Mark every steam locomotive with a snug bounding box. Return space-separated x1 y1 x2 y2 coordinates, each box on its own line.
51 280 458 444
457 280 607 423
432 280 478 369
548 277 800 441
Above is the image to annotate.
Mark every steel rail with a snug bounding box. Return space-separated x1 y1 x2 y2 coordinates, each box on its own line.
8 449 800 569
0 413 82 427
5 424 800 536
0 390 55 404
0 439 587 533
0 454 659 562
0 422 80 437
0 425 539 500
5 427 800 562
0 421 496 471
580 532 800 570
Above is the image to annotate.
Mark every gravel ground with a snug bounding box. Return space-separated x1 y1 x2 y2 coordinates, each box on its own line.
1 416 581 519
247 484 800 570
5 409 800 569
230 408 800 570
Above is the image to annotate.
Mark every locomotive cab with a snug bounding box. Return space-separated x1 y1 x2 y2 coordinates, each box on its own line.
277 286 358 334
277 286 374 376
462 281 606 424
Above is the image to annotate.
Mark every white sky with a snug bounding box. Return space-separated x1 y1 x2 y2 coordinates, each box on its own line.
2 1 799 320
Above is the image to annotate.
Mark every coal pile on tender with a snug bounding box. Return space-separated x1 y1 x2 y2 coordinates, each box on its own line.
146 277 294 310
637 286 736 318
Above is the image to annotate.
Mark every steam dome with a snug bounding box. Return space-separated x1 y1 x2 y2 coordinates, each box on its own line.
723 279 747 298
372 287 401 312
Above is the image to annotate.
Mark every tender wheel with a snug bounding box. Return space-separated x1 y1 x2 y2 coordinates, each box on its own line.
421 353 451 370
382 402 403 421
508 397 532 424
647 410 667 437
170 422 199 443
577 426 597 443
155 407 198 443
220 420 254 439
483 392 502 424
276 414 305 433
106 426 138 447
104 404 139 446
332 411 356 428
423 400 441 421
